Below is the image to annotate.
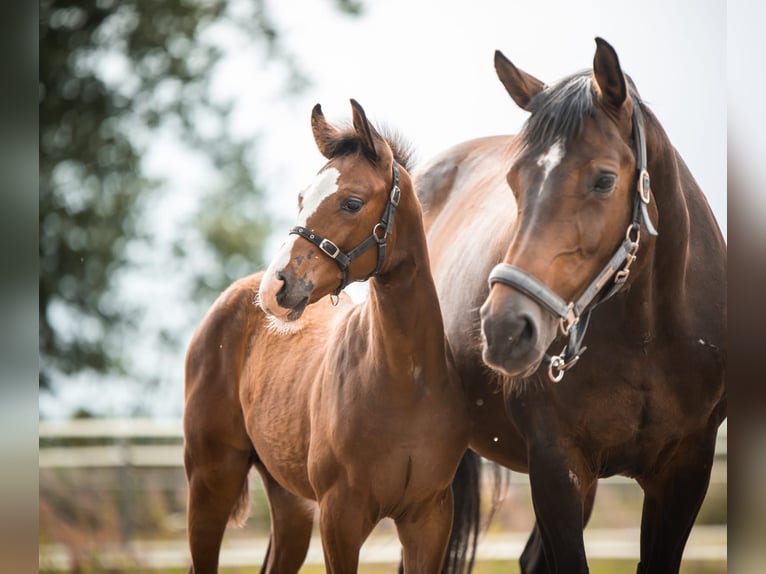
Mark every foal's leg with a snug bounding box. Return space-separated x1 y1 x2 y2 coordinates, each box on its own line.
635 428 718 574
395 488 454 573
185 440 253 574
256 467 314 574
520 479 597 574
317 487 375 574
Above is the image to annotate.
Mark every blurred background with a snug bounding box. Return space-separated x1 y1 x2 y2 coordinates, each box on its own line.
38 0 728 571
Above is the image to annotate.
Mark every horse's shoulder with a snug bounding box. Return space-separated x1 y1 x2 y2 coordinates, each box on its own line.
415 136 517 214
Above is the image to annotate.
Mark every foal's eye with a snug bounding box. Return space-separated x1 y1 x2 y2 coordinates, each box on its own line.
341 198 364 213
593 173 617 194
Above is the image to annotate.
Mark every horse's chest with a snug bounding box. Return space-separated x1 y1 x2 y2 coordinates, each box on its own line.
309 390 466 502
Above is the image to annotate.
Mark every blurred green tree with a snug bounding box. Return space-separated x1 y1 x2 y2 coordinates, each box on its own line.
39 0 363 392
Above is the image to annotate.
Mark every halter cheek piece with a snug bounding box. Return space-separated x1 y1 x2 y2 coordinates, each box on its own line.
289 162 401 296
488 96 658 382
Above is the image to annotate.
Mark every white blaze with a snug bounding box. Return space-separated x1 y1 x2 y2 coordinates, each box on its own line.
258 166 341 313
262 235 297 280
536 139 565 187
297 166 341 226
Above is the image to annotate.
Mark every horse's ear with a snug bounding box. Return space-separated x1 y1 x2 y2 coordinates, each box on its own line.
350 98 382 161
494 50 546 111
593 37 627 109
311 103 341 159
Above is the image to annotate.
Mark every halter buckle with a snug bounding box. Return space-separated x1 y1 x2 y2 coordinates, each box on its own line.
558 303 578 336
638 169 651 204
390 185 401 207
319 238 340 259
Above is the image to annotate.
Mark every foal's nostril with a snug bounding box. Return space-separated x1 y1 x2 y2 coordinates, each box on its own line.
275 271 288 308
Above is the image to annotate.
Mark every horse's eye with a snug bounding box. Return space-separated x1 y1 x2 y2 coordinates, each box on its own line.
341 198 364 213
593 173 617 194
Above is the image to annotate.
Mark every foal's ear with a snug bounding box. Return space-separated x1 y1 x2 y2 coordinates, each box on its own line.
494 50 546 111
350 98 382 161
593 37 627 110
311 103 341 159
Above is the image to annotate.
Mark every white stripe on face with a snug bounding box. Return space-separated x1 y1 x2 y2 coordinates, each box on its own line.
536 139 565 188
258 166 341 309
297 166 341 226
264 235 297 278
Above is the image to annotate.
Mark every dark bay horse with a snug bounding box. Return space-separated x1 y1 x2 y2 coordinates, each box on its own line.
184 99 478 573
416 38 726 573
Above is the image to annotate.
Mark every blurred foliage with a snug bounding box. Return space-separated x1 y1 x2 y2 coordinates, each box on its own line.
39 0 364 391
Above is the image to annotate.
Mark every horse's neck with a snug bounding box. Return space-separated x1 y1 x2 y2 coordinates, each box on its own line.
628 116 718 335
364 227 449 379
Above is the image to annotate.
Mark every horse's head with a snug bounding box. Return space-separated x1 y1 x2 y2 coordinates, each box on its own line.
480 38 658 379
259 99 404 324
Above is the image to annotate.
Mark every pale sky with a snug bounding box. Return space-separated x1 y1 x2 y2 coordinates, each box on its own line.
219 0 726 242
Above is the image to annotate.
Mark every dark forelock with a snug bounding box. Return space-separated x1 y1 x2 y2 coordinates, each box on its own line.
521 71 594 153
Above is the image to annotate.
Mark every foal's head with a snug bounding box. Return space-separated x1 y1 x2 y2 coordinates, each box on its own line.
259 99 411 325
480 38 657 378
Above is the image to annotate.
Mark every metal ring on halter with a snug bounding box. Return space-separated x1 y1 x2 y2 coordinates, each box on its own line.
626 223 641 246
329 293 340 306
372 223 387 244
548 348 581 382
548 355 565 383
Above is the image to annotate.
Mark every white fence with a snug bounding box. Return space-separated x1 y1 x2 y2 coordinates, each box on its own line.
39 418 728 481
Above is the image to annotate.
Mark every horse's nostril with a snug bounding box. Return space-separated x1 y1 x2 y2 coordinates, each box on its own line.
485 311 537 355
518 314 536 347
275 271 288 307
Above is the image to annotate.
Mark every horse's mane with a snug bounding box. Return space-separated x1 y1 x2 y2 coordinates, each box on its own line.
522 70 649 155
328 124 416 171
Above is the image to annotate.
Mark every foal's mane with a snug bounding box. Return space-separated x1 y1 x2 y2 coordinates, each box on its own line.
522 70 648 154
326 124 416 171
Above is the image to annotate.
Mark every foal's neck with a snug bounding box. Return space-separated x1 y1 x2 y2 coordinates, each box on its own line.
364 200 448 375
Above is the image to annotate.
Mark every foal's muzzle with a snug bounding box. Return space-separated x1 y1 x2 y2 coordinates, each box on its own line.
259 263 316 323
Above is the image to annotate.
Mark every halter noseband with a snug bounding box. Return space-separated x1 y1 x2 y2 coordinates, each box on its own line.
289 162 401 296
488 97 658 382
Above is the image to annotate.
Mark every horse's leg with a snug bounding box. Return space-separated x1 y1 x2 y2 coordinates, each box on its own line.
395 488 454 573
317 487 374 574
506 398 588 573
635 429 718 574
520 523 547 574
185 440 253 574
520 477 597 574
255 467 314 574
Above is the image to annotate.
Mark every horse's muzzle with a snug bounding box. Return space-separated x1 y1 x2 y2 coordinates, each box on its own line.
479 286 555 377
